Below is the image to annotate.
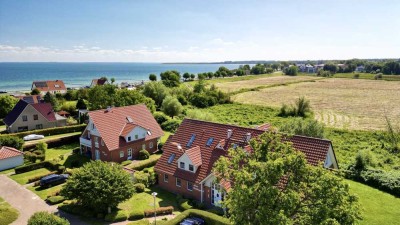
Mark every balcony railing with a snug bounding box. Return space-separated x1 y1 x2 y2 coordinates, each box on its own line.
80 137 91 147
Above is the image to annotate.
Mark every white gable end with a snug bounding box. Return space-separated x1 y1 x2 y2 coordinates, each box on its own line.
125 126 147 142
324 145 338 169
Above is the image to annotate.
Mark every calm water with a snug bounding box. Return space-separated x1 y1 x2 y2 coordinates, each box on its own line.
0 63 241 92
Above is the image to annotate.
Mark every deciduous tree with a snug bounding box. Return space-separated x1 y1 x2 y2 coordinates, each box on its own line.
214 132 361 225
0 95 18 118
161 96 183 118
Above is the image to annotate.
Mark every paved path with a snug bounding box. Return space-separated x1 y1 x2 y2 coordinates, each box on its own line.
0 174 57 225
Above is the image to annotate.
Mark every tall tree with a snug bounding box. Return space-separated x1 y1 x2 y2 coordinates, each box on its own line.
161 96 183 118
160 70 181 87
31 88 41 95
182 72 190 81
149 74 157 81
284 66 299 76
88 84 116 110
61 161 135 213
110 77 115 84
323 63 338 74
214 132 361 225
142 81 169 108
114 89 155 112
43 92 60 111
0 95 18 118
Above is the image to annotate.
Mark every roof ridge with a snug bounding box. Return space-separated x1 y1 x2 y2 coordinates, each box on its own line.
291 134 332 143
183 118 262 132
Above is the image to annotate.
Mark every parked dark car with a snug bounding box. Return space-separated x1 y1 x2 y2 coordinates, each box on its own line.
180 217 205 225
40 174 69 187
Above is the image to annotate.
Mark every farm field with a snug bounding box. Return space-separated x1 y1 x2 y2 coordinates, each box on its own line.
230 78 400 130
215 74 323 93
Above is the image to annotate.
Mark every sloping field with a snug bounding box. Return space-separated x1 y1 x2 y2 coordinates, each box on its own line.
231 78 400 130
215 75 324 93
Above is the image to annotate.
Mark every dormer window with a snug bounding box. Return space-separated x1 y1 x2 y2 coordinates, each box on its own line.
187 134 196 147
180 162 185 169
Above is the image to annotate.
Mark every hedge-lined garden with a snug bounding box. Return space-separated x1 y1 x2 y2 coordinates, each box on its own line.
2 124 86 138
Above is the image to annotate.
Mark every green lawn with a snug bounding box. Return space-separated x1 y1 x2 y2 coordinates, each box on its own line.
9 168 52 185
23 132 81 146
346 179 400 225
161 131 172 144
0 197 19 225
27 184 64 200
46 142 80 163
118 186 180 218
0 125 6 132
0 168 15 175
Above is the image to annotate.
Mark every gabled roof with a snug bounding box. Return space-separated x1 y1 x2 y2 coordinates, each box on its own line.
3 100 28 126
32 103 57 121
87 104 163 151
120 123 139 137
155 119 335 184
91 78 109 86
185 146 202 166
0 146 23 160
32 80 66 92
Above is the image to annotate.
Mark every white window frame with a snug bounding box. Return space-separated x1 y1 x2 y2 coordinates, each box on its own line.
187 182 193 191
120 151 124 158
127 148 132 158
164 174 168 182
149 142 154 149
176 178 181 187
180 162 185 169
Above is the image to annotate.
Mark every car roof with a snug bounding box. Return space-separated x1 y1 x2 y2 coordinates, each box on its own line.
41 174 59 180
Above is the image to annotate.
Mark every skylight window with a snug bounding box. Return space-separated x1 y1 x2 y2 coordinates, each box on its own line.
186 134 196 147
168 153 176 164
206 137 214 147
126 116 134 123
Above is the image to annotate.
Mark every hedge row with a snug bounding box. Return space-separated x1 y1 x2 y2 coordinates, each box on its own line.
46 196 65 205
128 155 160 171
15 160 62 174
345 168 400 197
4 124 86 138
104 210 128 222
128 209 145 220
27 171 58 183
144 206 174 217
164 209 230 225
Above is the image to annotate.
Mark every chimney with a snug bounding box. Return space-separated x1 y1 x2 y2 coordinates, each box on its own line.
106 106 112 112
227 129 232 139
246 132 251 142
177 144 183 152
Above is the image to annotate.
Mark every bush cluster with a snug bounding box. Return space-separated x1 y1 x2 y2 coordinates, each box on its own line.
0 135 24 150
46 196 66 205
278 97 311 118
128 209 145 220
161 119 181 133
133 183 146 193
15 159 63 174
144 206 174 217
138 150 150 160
104 211 128 222
28 211 70 225
128 156 160 171
134 170 156 187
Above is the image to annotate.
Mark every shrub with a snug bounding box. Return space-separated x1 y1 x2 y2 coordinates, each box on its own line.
46 196 66 205
128 156 160 171
36 154 45 162
25 151 38 163
134 183 146 193
70 159 81 168
279 118 325 138
139 150 150 160
104 210 128 222
28 211 70 225
128 209 145 220
72 147 80 154
121 160 132 166
153 112 170 125
58 166 66 173
127 219 150 225
353 74 360 79
354 150 376 171
165 209 230 225
15 161 50 174
58 202 96 218
161 119 181 133
158 142 164 151
178 199 193 211
144 206 174 217
0 135 24 150
278 97 311 118
35 142 48 155
134 171 156 187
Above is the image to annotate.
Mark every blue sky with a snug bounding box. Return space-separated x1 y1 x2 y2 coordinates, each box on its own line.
0 0 399 62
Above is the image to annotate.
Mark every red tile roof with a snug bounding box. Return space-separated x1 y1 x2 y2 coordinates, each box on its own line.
32 103 57 121
120 123 139 137
0 146 24 160
32 80 66 92
88 104 163 151
186 146 202 166
155 119 334 184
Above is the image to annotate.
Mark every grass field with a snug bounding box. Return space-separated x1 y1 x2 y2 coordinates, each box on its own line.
231 78 400 130
0 197 19 225
215 74 323 93
333 72 400 81
346 179 400 225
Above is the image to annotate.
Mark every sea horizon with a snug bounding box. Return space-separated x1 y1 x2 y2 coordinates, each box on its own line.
0 62 243 93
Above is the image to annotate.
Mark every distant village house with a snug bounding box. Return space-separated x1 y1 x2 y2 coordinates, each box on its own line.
31 80 67 95
90 78 109 88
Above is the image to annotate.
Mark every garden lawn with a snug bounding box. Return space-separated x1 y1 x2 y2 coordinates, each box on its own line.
161 131 172 144
23 132 81 146
9 168 52 185
346 179 400 225
118 186 181 218
0 197 19 225
46 142 80 163
27 184 64 200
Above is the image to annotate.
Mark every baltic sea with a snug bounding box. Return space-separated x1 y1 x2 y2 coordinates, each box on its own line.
0 62 241 92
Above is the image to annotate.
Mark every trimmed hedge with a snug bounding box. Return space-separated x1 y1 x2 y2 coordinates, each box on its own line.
128 209 145 220
144 206 174 217
178 199 192 211
28 171 58 183
104 211 128 222
134 183 146 193
4 124 86 138
58 203 96 218
23 134 80 151
128 155 160 171
15 160 62 174
164 209 230 225
46 196 65 205
127 219 150 225
121 160 132 166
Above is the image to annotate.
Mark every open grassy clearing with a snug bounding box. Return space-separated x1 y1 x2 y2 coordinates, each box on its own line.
231 78 400 130
215 74 323 93
27 184 64 200
9 168 52 185
333 72 400 81
0 197 19 225
346 179 400 225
